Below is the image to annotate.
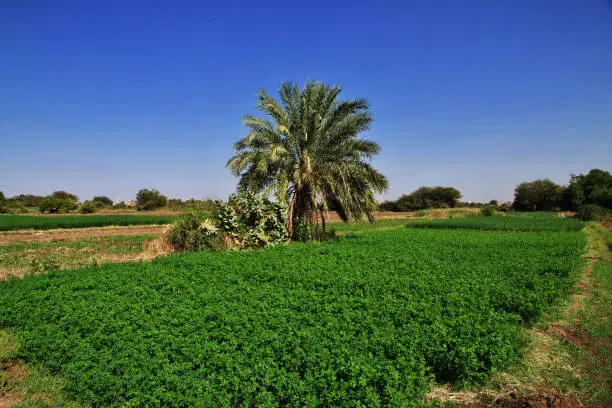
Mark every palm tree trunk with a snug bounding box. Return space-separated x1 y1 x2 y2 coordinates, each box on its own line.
319 206 326 236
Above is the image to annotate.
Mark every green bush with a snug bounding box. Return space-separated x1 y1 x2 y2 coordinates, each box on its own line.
415 209 427 217
79 201 97 214
480 205 497 216
6 201 28 214
214 191 287 248
576 204 608 221
169 212 224 251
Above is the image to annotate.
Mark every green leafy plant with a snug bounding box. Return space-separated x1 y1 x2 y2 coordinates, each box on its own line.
79 201 97 214
576 204 608 221
168 212 225 251
480 205 497 216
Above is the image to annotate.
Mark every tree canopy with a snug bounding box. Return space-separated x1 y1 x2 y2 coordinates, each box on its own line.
227 81 388 240
512 179 560 211
136 189 168 211
380 186 462 211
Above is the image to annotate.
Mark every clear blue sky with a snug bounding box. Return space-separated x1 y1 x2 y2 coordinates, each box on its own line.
1 0 611 203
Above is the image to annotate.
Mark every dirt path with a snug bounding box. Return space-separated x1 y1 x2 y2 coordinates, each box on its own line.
0 225 167 245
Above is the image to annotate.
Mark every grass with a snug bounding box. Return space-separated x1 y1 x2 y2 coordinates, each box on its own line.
0 234 154 280
407 212 583 232
0 215 173 231
0 227 585 406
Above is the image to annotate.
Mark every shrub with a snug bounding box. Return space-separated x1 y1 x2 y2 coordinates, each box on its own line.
79 201 97 214
214 191 288 248
480 205 497 216
576 204 608 221
6 201 28 214
415 209 428 217
168 212 225 251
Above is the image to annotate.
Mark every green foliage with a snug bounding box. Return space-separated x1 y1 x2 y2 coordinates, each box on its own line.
576 204 609 221
0 227 585 406
0 215 172 231
227 81 388 240
513 179 561 211
79 201 97 214
566 169 612 210
92 196 113 207
135 188 168 210
169 212 224 251
384 186 463 211
0 192 6 214
214 191 288 248
415 209 428 217
407 213 583 232
9 194 45 208
39 198 78 214
50 191 79 202
168 198 216 212
480 205 497 216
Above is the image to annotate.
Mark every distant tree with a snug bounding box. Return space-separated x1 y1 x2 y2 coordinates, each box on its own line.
80 201 97 214
488 200 498 206
51 191 79 203
512 179 560 211
168 198 183 209
391 186 462 211
92 196 113 207
11 194 45 207
136 189 168 211
378 200 399 212
567 169 612 210
0 192 7 214
39 198 78 214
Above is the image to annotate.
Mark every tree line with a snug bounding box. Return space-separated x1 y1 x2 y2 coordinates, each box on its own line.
376 168 611 220
0 189 216 214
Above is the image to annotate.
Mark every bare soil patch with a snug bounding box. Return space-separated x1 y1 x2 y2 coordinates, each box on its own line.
0 225 166 245
0 392 22 408
546 326 598 356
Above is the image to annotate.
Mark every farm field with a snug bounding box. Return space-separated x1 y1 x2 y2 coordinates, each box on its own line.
0 222 587 406
407 212 583 232
0 234 156 280
0 215 174 231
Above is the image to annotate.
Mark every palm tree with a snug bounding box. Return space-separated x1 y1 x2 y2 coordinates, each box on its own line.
227 81 388 240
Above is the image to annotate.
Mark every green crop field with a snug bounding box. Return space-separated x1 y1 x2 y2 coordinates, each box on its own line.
0 225 585 407
407 213 583 232
0 215 174 231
